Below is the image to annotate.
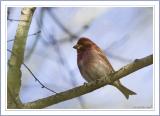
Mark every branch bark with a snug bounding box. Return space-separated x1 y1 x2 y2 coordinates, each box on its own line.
7 7 36 108
22 54 153 109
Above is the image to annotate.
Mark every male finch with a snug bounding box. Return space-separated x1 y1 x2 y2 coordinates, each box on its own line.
73 37 136 99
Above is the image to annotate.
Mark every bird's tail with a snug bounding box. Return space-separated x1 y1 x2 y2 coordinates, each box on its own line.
113 81 136 99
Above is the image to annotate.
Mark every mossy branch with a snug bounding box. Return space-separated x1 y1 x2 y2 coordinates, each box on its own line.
7 7 36 108
22 54 153 109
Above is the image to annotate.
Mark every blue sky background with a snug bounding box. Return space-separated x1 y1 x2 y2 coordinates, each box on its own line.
7 7 153 109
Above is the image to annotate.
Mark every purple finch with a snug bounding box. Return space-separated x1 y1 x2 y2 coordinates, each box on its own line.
73 37 136 99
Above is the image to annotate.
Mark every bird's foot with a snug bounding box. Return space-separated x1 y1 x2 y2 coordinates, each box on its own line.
83 82 88 87
105 77 112 84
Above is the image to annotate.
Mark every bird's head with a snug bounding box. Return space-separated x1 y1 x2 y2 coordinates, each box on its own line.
73 37 96 52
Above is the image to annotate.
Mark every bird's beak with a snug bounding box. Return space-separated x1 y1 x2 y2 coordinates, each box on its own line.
73 44 80 49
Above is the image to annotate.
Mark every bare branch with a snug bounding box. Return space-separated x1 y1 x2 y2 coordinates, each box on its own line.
7 49 57 94
22 63 57 94
7 31 41 43
7 7 36 108
7 18 29 22
23 54 153 109
47 9 78 38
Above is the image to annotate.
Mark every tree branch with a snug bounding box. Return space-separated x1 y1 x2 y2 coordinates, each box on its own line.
7 7 36 108
7 30 41 43
23 54 153 109
7 49 57 94
47 9 78 38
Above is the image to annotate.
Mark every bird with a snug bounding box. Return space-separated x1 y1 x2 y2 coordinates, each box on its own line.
73 37 136 99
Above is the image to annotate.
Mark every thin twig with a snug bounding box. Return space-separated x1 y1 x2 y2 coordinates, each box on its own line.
7 18 29 22
23 54 153 109
7 7 36 108
25 8 45 61
28 30 41 36
7 31 41 43
58 25 89 43
47 9 78 38
22 63 57 93
7 49 57 94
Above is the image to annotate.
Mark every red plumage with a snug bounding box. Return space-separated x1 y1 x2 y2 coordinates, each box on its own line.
73 37 136 99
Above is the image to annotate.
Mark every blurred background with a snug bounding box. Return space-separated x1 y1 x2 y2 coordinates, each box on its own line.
7 7 153 109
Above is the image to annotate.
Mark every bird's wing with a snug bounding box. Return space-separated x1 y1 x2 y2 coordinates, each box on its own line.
96 47 115 72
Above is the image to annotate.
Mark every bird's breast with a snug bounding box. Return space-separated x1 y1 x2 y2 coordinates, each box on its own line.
77 51 113 82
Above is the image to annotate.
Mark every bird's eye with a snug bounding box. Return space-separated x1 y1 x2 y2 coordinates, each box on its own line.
73 44 83 50
78 44 83 49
